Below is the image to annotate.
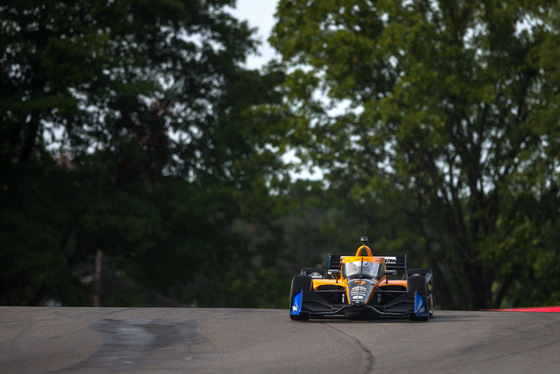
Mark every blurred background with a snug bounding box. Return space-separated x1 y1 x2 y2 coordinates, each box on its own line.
2 0 560 311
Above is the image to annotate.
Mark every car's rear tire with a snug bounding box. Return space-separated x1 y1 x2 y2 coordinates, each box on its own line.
289 275 312 321
408 274 429 321
407 268 431 278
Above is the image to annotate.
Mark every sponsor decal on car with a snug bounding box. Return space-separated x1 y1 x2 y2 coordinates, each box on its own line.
385 257 397 264
309 272 323 279
350 284 369 302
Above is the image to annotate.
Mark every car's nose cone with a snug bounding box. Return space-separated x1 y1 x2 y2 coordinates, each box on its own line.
351 300 366 306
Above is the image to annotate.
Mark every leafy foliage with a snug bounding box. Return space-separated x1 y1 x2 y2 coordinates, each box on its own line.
3 0 560 311
0 0 289 307
271 0 560 309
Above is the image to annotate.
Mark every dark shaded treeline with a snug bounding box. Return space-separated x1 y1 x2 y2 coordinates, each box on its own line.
2 0 560 310
0 0 294 307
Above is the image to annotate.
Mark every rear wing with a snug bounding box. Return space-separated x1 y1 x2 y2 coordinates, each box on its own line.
383 255 407 271
328 254 344 270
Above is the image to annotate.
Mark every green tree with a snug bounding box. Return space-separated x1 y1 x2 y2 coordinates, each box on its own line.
271 0 560 309
0 0 288 306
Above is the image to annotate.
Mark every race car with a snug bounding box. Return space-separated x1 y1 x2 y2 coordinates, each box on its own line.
289 236 434 321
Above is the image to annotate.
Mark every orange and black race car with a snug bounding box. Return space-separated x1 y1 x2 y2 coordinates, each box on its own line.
289 237 434 321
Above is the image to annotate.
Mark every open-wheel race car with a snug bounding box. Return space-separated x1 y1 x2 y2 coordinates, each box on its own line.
289 237 434 321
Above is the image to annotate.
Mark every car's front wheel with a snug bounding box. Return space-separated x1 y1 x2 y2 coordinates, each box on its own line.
289 275 312 321
407 274 429 321
407 268 434 318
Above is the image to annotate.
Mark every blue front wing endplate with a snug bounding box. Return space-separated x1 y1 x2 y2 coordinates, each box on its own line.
414 291 428 317
291 290 303 315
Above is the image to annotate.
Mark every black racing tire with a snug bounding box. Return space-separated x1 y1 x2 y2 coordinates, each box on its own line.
407 268 431 278
300 268 327 279
289 275 312 321
407 274 429 321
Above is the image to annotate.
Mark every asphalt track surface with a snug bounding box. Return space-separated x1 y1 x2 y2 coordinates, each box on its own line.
1 307 560 373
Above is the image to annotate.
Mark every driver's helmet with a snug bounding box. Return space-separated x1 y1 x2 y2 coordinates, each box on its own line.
361 261 374 277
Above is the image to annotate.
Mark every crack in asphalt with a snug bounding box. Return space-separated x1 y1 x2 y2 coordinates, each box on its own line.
324 323 374 374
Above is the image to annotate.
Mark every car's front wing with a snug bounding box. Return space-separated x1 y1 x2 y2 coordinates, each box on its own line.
291 289 427 319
